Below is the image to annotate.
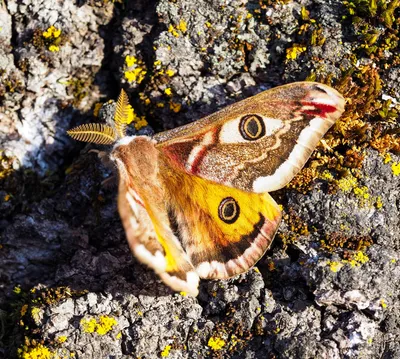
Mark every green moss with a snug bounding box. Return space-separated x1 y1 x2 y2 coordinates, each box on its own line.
342 0 400 58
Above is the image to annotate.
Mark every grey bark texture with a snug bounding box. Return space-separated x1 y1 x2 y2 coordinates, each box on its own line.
0 0 400 358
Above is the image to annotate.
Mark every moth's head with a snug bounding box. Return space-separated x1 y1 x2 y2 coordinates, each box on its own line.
110 135 159 185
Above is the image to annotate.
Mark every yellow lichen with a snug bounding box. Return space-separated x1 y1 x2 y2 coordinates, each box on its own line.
336 174 358 192
180 291 187 296
133 116 148 130
168 24 180 38
96 315 117 335
208 336 225 351
347 251 369 266
320 170 333 180
391 162 400 176
48 45 59 52
160 345 171 357
166 69 175 77
41 26 62 52
124 68 147 84
353 186 370 199
116 331 122 339
43 26 61 39
327 261 343 272
31 307 41 323
18 343 53 359
125 55 137 67
57 336 67 343
375 196 383 209
286 44 307 60
124 56 147 84
354 251 369 264
80 318 97 333
14 286 22 294
80 315 117 335
380 299 387 308
383 153 392 163
177 20 187 33
164 88 173 96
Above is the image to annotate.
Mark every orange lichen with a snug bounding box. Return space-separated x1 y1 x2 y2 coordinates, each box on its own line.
320 232 373 252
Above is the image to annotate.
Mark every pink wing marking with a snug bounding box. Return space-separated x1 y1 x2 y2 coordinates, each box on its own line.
161 128 218 175
301 101 338 118
188 130 217 175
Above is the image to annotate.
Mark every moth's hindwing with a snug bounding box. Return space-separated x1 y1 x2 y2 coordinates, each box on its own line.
114 137 200 296
155 82 345 193
160 160 282 280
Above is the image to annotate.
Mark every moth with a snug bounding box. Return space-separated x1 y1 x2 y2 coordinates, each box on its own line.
68 82 345 296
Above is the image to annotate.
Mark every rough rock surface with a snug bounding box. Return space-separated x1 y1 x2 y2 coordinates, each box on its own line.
1 0 400 358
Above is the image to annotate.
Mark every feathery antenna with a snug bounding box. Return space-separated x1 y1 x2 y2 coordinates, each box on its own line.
67 89 132 145
67 123 117 145
114 89 131 138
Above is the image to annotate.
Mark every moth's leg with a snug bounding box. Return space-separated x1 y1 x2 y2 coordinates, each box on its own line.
89 149 109 161
100 175 117 188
